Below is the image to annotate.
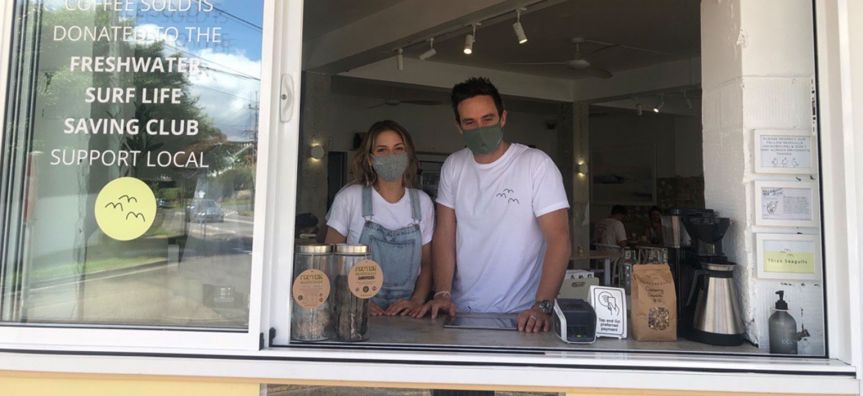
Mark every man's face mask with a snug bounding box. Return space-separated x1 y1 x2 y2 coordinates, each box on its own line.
371 151 408 182
462 123 503 155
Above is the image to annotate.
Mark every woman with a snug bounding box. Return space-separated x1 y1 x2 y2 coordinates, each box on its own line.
325 120 434 317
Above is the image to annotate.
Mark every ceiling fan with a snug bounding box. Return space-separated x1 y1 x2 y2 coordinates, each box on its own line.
510 37 615 79
367 98 444 109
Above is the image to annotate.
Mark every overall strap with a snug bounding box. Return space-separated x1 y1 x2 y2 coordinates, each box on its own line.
408 188 422 223
361 185 374 219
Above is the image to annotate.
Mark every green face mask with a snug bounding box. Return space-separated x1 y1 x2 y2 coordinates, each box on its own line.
462 123 503 155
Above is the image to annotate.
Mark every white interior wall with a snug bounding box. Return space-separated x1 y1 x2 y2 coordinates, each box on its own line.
296 73 562 222
701 0 823 354
588 111 703 225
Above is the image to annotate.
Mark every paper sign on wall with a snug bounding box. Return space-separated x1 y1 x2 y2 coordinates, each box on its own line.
589 285 627 339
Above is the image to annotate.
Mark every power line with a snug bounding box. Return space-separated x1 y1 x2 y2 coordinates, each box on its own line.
212 6 262 31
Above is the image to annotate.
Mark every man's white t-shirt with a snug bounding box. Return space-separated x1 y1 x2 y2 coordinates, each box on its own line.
326 184 435 245
436 143 569 313
594 217 627 247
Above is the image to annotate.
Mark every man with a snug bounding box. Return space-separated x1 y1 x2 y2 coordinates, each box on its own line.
594 205 628 248
419 77 571 333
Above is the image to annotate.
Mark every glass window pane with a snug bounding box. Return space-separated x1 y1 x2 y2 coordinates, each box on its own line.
1 0 264 330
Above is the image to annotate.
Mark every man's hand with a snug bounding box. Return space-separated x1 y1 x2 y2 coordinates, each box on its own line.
516 307 551 333
415 294 457 320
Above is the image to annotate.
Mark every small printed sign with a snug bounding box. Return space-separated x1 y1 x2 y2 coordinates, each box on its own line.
589 285 627 339
754 130 815 174
757 233 821 280
347 259 383 299
292 269 331 309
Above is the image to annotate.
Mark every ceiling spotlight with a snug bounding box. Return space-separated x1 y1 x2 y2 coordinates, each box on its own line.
419 38 437 61
464 24 477 55
653 96 664 113
513 8 528 44
396 48 404 71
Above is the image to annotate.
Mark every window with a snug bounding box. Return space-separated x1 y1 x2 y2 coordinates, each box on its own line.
0 0 273 348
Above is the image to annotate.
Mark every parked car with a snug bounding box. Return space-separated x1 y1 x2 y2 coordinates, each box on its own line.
187 199 224 223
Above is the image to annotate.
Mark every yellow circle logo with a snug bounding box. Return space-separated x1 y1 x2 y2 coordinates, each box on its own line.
94 177 157 241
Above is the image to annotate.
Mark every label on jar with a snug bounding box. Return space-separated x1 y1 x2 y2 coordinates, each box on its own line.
292 269 331 309
347 259 383 299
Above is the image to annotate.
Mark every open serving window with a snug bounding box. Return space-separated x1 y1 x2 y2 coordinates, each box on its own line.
280 0 829 359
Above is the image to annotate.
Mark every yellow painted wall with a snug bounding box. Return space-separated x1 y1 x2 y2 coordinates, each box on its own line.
0 373 260 396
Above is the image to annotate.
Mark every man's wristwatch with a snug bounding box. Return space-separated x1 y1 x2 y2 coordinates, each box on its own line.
533 299 554 315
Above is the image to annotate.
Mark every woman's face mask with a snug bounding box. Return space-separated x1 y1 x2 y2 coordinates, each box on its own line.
372 152 408 182
462 123 503 155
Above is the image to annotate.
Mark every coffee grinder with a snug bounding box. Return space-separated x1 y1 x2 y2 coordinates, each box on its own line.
680 212 746 346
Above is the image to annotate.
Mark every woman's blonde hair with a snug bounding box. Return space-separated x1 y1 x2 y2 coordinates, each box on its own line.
351 120 419 188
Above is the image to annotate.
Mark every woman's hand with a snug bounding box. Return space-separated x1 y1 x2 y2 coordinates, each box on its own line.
384 299 424 317
369 302 385 316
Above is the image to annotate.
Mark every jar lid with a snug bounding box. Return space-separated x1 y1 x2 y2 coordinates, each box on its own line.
334 243 369 254
295 244 331 254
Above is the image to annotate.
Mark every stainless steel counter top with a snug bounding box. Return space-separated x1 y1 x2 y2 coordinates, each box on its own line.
297 314 767 356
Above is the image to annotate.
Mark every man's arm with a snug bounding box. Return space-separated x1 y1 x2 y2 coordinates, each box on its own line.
517 208 571 332
417 203 458 319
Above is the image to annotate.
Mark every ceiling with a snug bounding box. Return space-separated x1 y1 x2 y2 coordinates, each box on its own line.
303 0 701 80
302 0 405 40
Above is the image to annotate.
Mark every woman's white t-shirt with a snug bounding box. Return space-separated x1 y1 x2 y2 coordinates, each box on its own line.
326 184 435 245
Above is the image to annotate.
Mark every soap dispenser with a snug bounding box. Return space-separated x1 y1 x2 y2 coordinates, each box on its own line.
769 291 801 354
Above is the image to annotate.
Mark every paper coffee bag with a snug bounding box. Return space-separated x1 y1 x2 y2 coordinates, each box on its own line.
631 263 677 341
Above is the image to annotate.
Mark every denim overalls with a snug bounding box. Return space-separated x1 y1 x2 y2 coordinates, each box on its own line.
358 186 422 309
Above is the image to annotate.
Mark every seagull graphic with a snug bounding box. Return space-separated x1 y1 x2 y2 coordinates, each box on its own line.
104 202 124 211
125 212 146 222
117 194 138 203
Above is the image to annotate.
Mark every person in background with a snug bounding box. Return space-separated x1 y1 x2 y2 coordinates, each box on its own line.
324 120 434 317
418 77 571 333
294 213 320 243
644 206 663 245
594 205 628 248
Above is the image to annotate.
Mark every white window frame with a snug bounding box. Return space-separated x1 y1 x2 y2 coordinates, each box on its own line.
0 0 294 352
0 0 860 392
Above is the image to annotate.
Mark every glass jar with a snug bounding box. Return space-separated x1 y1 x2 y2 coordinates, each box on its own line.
291 244 334 341
333 243 378 342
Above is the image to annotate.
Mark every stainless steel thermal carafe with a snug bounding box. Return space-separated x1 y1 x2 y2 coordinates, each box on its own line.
687 262 745 346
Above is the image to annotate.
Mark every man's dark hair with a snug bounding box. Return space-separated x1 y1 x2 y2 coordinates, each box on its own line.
450 77 504 123
611 205 628 216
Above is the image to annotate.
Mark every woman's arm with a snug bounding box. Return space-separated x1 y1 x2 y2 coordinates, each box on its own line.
323 226 347 244
409 244 433 305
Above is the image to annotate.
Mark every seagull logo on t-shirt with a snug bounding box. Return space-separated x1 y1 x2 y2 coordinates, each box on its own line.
495 188 519 205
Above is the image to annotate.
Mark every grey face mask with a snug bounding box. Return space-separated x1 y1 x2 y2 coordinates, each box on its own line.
372 152 409 182
463 123 503 155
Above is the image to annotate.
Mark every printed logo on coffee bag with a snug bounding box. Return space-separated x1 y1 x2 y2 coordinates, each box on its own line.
348 259 383 299
292 269 331 309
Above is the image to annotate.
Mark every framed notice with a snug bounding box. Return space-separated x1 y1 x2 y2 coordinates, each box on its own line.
756 233 821 280
755 181 817 227
754 130 815 174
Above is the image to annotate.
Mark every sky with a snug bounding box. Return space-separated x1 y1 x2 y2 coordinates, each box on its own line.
43 0 267 141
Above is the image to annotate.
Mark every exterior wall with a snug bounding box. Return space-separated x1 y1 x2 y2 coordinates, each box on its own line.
701 0 823 352
0 374 259 396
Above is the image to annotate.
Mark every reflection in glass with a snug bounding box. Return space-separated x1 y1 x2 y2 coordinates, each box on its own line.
1 0 263 329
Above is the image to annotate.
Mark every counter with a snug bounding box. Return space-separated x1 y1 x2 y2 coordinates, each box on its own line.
291 314 765 356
